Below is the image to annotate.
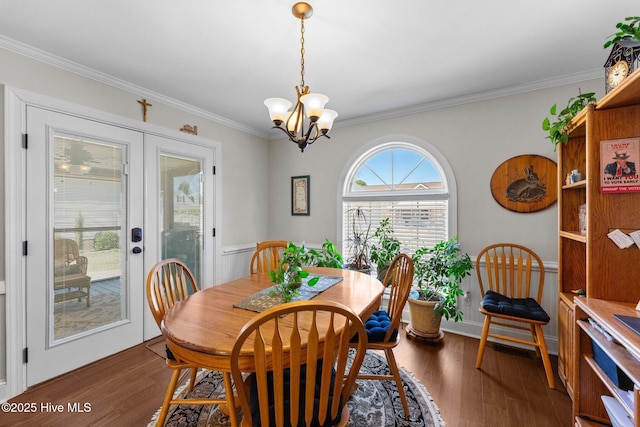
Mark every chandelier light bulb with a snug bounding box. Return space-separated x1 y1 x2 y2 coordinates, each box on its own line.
264 98 293 125
317 109 338 133
300 93 329 121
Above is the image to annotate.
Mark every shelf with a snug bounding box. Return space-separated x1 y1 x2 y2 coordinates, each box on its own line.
578 318 640 386
584 355 634 419
560 230 587 243
575 416 611 426
563 180 587 190
597 68 640 110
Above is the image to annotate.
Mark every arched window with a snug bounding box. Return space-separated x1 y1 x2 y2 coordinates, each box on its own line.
340 139 456 268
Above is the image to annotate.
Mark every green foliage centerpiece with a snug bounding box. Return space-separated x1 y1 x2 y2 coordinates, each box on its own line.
268 242 319 302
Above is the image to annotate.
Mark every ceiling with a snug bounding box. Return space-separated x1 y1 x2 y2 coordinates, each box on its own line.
0 1 637 139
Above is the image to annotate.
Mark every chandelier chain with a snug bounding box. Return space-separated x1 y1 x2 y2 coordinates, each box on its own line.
299 18 305 88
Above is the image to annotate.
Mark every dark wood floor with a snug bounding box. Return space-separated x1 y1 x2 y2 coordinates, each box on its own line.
4 325 572 427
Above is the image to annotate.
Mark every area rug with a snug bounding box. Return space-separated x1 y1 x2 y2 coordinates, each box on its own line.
148 350 445 426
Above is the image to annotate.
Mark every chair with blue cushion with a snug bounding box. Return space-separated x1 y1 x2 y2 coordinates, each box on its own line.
475 243 554 388
230 300 368 427
353 253 413 417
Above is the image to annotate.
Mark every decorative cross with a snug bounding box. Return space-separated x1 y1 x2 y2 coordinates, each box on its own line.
137 98 152 122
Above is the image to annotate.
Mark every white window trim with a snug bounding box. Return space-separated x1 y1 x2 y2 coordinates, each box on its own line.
336 134 458 248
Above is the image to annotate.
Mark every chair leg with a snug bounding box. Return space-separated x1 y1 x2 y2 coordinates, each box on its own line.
384 348 410 417
535 325 555 389
186 367 198 392
157 368 182 426
529 325 541 358
222 372 239 427
475 316 491 368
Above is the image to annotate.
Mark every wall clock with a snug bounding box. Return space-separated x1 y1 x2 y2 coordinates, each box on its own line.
604 42 640 93
490 154 557 213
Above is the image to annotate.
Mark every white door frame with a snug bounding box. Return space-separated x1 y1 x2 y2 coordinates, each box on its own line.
2 86 223 401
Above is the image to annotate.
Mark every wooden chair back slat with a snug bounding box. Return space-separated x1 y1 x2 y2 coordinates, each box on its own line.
475 243 545 303
146 258 199 328
250 240 288 274
231 300 367 427
382 253 414 343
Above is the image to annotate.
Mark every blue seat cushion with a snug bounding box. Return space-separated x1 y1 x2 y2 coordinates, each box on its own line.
481 290 550 322
246 359 341 427
351 309 397 343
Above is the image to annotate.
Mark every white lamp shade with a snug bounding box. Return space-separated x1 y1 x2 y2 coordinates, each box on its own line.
300 93 328 120
317 109 338 131
264 98 293 122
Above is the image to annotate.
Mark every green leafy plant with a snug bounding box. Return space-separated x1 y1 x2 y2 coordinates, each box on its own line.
411 237 472 322
304 238 344 268
604 16 640 48
542 91 597 150
268 242 319 302
369 218 401 282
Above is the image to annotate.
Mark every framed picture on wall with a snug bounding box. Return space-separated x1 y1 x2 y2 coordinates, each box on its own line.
291 175 310 216
600 138 640 193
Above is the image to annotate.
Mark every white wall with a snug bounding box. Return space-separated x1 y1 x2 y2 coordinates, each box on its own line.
266 79 603 262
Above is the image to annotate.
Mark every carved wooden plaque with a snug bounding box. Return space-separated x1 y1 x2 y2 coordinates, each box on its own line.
490 154 557 213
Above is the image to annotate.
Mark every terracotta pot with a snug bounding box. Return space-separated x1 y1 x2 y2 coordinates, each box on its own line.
406 297 444 343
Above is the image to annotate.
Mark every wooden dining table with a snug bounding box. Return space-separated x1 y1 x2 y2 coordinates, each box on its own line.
160 266 384 426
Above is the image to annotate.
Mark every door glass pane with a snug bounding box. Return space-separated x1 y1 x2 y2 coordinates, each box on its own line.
52 136 126 342
160 155 203 286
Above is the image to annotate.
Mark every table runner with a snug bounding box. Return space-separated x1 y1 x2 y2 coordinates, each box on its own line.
233 274 343 313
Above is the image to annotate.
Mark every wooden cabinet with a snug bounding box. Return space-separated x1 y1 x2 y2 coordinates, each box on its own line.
574 298 640 426
556 69 640 421
558 297 575 397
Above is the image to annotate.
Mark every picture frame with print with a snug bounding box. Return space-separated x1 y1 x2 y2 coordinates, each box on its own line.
291 175 310 215
600 138 640 194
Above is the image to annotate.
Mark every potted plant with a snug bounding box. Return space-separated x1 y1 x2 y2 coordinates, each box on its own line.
268 242 319 302
407 236 472 342
369 218 401 283
604 16 640 48
343 207 372 273
304 238 344 268
541 91 597 150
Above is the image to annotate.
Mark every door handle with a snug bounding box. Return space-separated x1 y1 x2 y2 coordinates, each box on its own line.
132 246 143 254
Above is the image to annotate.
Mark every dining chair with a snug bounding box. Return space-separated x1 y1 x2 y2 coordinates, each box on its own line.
474 243 554 388
230 300 368 427
146 258 235 426
352 253 413 417
250 240 288 274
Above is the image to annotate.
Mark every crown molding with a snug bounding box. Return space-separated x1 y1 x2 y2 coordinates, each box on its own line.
0 35 269 139
1 34 603 140
335 68 603 129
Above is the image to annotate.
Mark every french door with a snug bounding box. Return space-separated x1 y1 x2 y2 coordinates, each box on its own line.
25 107 215 386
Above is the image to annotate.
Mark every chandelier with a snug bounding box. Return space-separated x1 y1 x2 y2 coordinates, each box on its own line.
264 2 337 153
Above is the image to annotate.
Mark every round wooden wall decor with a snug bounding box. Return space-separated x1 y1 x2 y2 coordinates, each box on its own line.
490 154 557 213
